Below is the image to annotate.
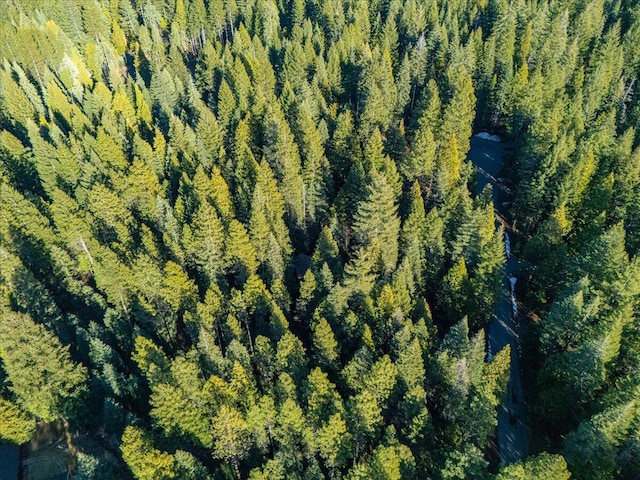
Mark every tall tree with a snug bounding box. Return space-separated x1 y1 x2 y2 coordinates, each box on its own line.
352 170 401 274
0 312 87 422
121 426 177 480
0 398 35 444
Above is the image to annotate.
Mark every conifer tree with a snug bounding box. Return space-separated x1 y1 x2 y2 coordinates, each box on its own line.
225 219 260 285
1 1 639 477
352 170 401 273
0 398 36 444
495 452 571 480
212 404 252 479
262 106 305 225
121 426 177 480
0 312 87 422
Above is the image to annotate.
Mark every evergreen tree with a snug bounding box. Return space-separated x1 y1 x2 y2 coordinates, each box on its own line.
121 426 177 480
495 452 571 480
352 170 401 273
0 398 35 444
0 312 87 422
0 1 638 478
225 219 260 285
212 405 252 479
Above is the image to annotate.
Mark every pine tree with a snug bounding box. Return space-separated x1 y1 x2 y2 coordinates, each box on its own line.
436 134 462 199
440 65 476 158
304 368 345 427
439 258 471 325
217 78 237 130
262 106 305 225
402 111 437 183
195 104 226 172
315 412 352 469
343 247 378 296
495 452 571 480
183 200 225 285
0 312 87 422
225 219 260 285
294 98 331 225
352 170 401 273
563 399 638 480
358 48 398 136
312 226 343 278
212 404 252 479
311 315 340 370
150 381 213 448
121 426 177 480
357 440 416 480
132 336 171 388
249 160 292 261
296 268 317 318
0 63 36 127
274 396 310 469
276 331 308 386
400 182 427 283
0 398 35 444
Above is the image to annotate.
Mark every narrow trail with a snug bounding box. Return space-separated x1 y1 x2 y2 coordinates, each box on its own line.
468 136 530 465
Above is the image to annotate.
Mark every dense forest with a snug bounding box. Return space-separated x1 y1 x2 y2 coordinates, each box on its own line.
0 0 639 478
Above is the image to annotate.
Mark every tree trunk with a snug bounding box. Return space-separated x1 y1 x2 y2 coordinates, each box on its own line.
232 457 242 480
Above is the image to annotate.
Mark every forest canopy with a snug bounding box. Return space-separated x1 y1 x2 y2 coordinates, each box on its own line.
0 0 639 479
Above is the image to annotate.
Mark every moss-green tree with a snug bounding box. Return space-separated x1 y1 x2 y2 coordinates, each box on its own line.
0 398 35 444
120 426 177 480
0 312 87 422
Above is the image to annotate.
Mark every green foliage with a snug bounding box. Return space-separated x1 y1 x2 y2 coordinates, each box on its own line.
74 452 121 480
0 0 638 478
150 381 213 448
0 312 87 422
120 426 177 480
495 452 571 480
563 398 639 480
211 405 252 469
352 169 401 273
311 316 340 369
439 443 487 480
174 450 210 480
225 219 260 285
0 398 35 444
